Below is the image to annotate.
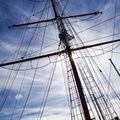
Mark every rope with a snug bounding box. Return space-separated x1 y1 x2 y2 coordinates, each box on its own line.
107 0 117 100
76 13 120 35
37 55 58 120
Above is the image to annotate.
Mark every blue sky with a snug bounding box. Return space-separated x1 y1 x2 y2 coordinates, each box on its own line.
0 0 120 120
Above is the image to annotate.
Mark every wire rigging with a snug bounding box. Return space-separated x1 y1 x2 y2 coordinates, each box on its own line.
98 0 108 11
0 2 39 112
64 0 120 117
20 0 49 116
107 0 117 100
76 13 120 35
0 63 23 112
10 62 29 120
37 55 58 120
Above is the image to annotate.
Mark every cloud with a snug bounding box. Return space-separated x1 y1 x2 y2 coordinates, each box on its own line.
15 94 23 100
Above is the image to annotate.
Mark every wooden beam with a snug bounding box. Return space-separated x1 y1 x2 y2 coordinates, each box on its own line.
8 12 101 28
0 39 119 67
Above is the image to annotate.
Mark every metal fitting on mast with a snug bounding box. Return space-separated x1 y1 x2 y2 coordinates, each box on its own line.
51 0 74 48
57 16 74 47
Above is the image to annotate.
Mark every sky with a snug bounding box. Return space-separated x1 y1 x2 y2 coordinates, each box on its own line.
0 0 120 120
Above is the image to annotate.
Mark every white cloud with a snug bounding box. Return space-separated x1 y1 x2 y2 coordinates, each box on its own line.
15 94 23 100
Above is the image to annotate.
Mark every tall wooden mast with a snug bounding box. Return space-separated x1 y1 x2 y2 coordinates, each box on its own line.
50 0 91 119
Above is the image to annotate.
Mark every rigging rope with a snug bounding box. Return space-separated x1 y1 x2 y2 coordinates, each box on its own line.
37 55 58 120
0 63 22 112
98 0 108 11
0 2 38 112
107 0 117 100
10 62 29 120
17 1 50 119
76 13 120 35
1 55 68 71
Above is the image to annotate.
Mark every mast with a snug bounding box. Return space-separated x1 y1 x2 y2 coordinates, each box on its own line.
50 0 91 119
